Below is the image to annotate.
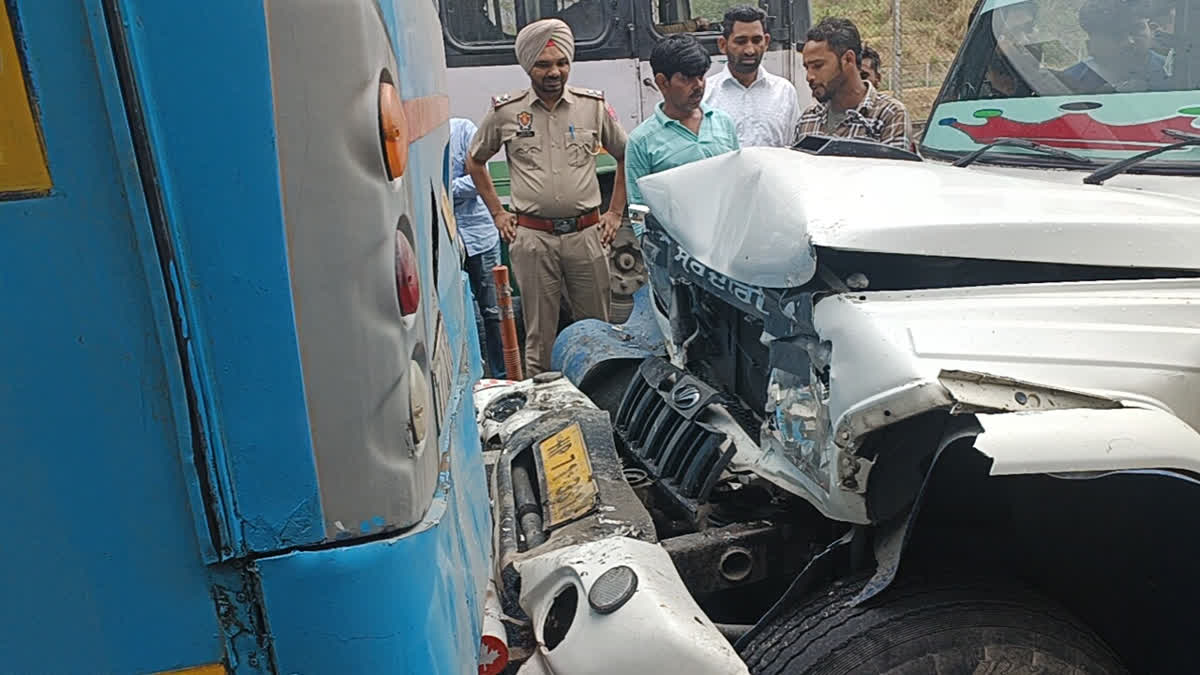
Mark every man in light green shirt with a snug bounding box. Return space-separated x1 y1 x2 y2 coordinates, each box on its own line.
626 34 740 233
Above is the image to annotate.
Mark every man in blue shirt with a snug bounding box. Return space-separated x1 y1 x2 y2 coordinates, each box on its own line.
626 33 740 234
450 117 505 378
1060 0 1171 94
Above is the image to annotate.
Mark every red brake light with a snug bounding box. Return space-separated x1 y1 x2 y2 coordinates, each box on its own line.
395 232 420 316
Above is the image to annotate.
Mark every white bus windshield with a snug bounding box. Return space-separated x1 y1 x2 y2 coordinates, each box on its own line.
922 0 1200 170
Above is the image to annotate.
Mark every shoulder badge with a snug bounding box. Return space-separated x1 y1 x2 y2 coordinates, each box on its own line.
491 89 526 109
572 86 605 100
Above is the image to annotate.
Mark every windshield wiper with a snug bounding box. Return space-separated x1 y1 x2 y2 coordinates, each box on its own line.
1083 130 1200 185
953 137 1092 168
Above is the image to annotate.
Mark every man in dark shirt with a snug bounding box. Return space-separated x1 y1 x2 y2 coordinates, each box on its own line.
1060 0 1170 93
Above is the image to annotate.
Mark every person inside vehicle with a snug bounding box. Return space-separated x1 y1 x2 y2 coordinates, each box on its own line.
795 17 911 149
982 49 1033 97
984 0 1047 96
1149 0 1176 46
1148 0 1177 77
1059 0 1170 93
625 33 739 231
703 4 802 147
860 44 883 88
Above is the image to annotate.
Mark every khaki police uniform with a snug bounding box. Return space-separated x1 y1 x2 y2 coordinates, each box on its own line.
470 85 628 376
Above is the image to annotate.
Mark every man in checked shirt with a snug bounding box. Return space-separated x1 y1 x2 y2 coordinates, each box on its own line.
795 17 912 149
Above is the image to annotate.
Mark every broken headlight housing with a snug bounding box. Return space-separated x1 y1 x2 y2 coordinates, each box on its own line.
762 362 834 496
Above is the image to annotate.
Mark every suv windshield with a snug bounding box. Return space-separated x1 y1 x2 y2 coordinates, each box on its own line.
921 0 1200 171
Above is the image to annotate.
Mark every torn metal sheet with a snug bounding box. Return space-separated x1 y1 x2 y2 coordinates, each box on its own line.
976 407 1200 476
938 370 1122 414
705 403 870 524
812 279 1200 441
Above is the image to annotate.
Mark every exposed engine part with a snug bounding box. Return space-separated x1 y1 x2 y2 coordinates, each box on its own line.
511 464 546 549
719 547 754 582
608 225 646 324
479 377 658 633
484 391 527 424
662 521 807 597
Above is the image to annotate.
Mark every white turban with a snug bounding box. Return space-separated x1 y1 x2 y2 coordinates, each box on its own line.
514 18 574 73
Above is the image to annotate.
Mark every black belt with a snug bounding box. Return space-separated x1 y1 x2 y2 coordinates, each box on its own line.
516 209 600 235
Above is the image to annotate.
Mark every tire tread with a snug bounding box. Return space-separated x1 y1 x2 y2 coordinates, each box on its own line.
741 574 1125 675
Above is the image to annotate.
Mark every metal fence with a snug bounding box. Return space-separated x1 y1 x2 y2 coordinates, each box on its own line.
810 0 977 124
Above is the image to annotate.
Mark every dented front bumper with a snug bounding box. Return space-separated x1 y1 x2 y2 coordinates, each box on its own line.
475 376 748 675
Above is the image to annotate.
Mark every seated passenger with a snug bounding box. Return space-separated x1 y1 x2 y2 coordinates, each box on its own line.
1148 0 1177 78
1060 0 1170 93
983 50 1033 98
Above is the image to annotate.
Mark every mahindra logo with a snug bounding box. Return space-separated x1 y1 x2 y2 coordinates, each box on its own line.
672 384 701 409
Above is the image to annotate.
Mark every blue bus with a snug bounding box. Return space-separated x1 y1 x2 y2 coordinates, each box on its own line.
0 1 495 672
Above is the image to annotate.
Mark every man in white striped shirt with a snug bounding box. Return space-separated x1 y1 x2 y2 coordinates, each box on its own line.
702 4 802 148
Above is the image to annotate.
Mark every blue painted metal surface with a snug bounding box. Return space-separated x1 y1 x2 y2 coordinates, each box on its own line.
2 0 490 671
552 285 666 387
257 290 491 674
0 2 226 671
114 0 324 555
255 2 492 666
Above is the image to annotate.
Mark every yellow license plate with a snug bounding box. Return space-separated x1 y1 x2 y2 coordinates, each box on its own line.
537 422 598 527
0 2 52 195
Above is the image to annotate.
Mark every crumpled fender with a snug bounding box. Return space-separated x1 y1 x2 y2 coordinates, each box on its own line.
852 405 1200 607
974 406 1200 475
550 286 664 389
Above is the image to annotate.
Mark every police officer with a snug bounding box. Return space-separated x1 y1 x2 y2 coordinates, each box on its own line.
467 18 628 377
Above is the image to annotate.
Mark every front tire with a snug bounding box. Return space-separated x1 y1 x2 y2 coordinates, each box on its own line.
740 575 1126 674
